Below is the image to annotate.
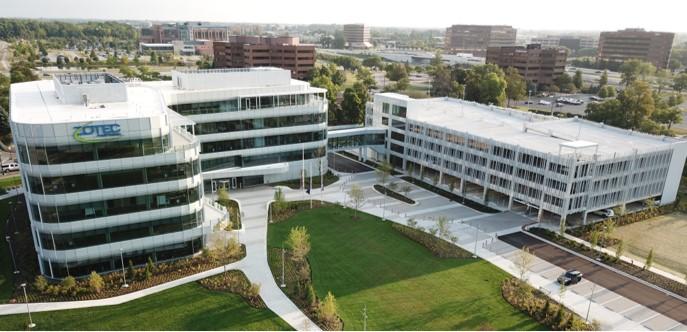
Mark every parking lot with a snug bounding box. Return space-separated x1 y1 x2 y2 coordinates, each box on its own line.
516 93 599 116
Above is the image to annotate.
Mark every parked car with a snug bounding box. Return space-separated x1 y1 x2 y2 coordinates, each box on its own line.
558 270 583 285
592 209 615 218
589 96 604 101
538 100 551 106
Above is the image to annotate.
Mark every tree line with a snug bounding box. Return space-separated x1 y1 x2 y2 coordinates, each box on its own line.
0 18 139 50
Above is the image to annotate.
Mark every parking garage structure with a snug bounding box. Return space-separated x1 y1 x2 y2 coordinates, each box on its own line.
365 93 687 226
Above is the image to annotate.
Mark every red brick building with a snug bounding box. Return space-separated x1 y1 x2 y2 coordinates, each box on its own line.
213 36 315 80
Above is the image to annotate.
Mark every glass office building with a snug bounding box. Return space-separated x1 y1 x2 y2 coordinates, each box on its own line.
10 73 225 278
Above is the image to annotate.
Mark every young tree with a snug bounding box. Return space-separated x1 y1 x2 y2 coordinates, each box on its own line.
318 291 341 329
619 59 655 86
673 73 687 93
514 246 535 280
272 187 287 217
590 230 601 250
127 259 136 280
376 160 393 188
400 184 412 197
644 248 654 270
615 238 625 260
347 184 366 218
226 235 242 259
504 67 526 107
572 70 583 90
306 283 317 307
286 226 311 262
88 271 104 293
217 187 230 206
436 216 450 238
341 82 369 124
247 282 261 299
599 70 608 86
61 276 77 291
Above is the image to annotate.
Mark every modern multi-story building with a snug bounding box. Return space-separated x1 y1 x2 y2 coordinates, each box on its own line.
486 44 568 87
365 93 687 226
10 73 226 278
153 68 328 190
445 25 517 56
343 24 372 49
598 28 675 69
530 36 599 51
213 36 316 79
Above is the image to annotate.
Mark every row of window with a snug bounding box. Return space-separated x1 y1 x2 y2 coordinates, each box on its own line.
194 113 325 135
201 147 326 171
18 135 169 166
381 103 407 118
201 130 326 154
42 238 203 278
169 93 323 116
39 212 201 251
327 134 385 150
27 160 200 195
31 186 201 223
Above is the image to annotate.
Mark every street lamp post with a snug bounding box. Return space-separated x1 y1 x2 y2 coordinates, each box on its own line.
20 283 35 329
280 245 286 288
119 249 129 288
5 236 20 274
585 283 597 322
472 222 479 258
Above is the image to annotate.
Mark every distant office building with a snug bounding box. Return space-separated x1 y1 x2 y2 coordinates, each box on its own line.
445 25 517 56
139 24 181 44
486 44 568 87
579 37 599 49
343 24 372 49
598 28 675 69
139 43 175 54
213 36 316 79
186 23 230 41
531 37 560 48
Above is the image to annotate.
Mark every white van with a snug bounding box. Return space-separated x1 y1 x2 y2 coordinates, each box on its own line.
1 162 19 173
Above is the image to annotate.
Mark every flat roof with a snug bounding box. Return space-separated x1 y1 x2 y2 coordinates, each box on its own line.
10 80 166 124
395 96 678 159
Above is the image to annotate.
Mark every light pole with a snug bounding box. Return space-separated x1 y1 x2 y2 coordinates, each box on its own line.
472 222 479 258
9 201 18 235
585 283 597 322
362 304 368 331
119 249 129 288
5 236 20 274
20 283 35 329
280 245 286 288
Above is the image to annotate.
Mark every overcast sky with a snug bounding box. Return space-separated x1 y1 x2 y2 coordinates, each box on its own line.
2 0 685 32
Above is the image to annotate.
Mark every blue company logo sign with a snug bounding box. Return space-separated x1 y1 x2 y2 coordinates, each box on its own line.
73 122 122 143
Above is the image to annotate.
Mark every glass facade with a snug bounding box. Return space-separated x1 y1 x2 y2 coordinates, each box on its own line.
194 113 325 135
201 147 326 171
328 133 386 150
42 237 203 278
31 186 201 223
201 130 326 154
18 135 170 165
169 93 321 116
39 211 202 250
27 159 201 195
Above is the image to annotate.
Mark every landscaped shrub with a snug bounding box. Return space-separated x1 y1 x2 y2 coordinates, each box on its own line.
198 270 265 308
501 277 593 331
13 245 247 303
391 223 472 258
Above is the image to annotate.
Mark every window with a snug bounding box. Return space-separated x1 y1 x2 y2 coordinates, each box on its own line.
382 117 389 125
382 103 390 114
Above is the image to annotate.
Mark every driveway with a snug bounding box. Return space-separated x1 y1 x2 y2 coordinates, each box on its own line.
500 232 687 329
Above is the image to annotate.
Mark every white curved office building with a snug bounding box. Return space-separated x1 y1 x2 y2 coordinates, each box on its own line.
10 73 223 278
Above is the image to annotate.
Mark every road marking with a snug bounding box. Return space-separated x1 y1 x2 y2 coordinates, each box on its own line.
638 312 662 325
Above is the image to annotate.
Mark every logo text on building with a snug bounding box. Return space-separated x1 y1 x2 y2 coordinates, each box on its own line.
73 123 122 143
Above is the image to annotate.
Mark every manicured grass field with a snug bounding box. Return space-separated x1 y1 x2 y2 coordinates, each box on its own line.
267 205 542 330
0 282 292 331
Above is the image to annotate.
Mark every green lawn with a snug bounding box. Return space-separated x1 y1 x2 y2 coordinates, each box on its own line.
267 205 542 330
0 282 292 331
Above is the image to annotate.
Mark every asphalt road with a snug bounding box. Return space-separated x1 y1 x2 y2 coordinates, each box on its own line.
500 232 687 324
328 153 373 173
